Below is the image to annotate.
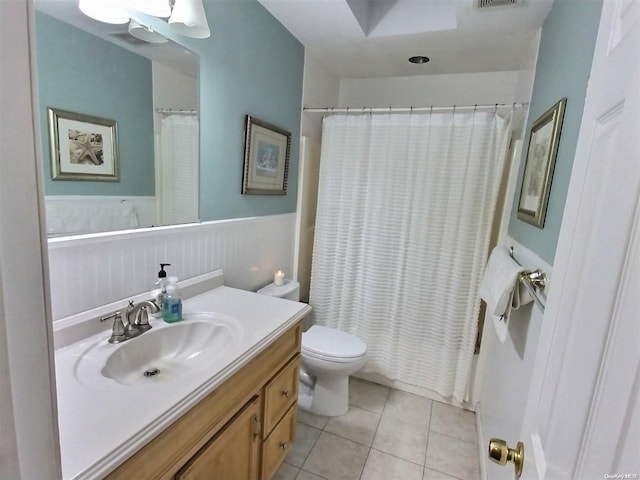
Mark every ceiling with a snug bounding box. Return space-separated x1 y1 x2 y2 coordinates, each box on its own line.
256 0 554 79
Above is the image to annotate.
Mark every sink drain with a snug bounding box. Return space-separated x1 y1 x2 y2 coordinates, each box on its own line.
143 367 160 378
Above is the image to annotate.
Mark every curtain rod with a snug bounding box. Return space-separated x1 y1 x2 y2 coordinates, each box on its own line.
155 108 198 114
303 102 528 114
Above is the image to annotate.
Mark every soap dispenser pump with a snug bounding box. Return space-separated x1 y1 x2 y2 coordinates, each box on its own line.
151 263 171 318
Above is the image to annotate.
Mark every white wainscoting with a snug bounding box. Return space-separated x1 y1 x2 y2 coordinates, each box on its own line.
48 214 296 321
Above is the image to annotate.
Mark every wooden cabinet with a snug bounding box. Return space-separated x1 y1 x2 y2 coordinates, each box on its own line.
106 322 302 480
261 404 297 480
261 356 299 480
176 396 261 480
263 357 299 434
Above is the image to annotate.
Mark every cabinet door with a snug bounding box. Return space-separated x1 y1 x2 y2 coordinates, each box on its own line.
176 396 261 480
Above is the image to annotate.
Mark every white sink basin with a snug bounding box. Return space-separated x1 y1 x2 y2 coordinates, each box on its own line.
72 312 243 389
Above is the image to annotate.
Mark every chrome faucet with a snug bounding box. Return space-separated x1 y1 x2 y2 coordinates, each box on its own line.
126 299 160 335
100 299 160 344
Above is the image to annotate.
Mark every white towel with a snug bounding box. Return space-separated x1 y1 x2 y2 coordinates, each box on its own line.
479 246 524 317
479 246 532 343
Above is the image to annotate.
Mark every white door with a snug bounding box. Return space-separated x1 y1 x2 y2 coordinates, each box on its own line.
515 0 640 478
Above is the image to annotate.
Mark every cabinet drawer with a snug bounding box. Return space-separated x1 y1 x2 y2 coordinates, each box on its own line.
262 404 297 480
263 355 299 435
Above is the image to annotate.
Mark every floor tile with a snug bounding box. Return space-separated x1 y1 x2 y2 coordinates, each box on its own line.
302 432 369 480
382 389 432 427
324 406 380 446
422 468 460 480
286 381 480 480
372 413 429 465
296 470 328 480
286 423 322 468
273 462 300 480
298 409 330 430
425 431 480 480
361 449 423 480
429 402 477 444
349 378 390 413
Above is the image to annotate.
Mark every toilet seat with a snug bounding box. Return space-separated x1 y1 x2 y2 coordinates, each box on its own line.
302 326 366 362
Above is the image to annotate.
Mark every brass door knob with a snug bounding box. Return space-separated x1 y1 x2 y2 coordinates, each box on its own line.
488 438 524 478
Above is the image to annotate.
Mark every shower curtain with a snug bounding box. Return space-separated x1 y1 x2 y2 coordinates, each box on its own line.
309 111 510 401
156 113 199 225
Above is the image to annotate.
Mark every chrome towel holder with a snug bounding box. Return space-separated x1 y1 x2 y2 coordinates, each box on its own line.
509 246 547 311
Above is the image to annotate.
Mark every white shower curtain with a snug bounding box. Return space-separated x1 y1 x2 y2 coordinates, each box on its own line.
156 113 199 225
309 111 510 401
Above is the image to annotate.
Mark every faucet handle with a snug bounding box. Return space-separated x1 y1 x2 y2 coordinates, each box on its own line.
136 306 152 332
100 312 126 344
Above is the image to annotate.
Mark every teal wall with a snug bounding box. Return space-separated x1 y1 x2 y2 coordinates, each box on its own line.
142 1 305 221
36 12 155 196
508 0 602 264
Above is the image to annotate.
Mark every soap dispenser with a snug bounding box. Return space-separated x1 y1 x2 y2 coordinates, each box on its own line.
151 263 170 318
162 276 182 323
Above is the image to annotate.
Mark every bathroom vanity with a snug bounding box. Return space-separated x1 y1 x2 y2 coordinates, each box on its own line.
53 271 311 479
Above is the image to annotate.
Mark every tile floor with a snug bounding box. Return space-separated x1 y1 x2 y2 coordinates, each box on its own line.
274 378 481 480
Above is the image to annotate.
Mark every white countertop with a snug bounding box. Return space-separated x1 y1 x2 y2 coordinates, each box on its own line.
54 283 311 479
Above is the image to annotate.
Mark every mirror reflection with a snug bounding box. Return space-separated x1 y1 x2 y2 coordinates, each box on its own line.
34 0 200 237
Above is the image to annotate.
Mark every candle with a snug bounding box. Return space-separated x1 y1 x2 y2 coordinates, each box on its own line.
274 270 285 286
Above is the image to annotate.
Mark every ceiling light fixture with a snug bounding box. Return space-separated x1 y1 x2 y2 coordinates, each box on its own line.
128 19 169 44
409 56 430 64
79 0 211 39
79 0 129 25
169 0 211 39
125 0 172 18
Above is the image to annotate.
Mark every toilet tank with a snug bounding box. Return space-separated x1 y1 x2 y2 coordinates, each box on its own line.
257 279 300 301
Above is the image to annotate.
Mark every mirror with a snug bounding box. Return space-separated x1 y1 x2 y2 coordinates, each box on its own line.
34 0 200 237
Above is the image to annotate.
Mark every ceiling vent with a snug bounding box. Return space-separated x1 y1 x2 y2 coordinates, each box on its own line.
477 0 519 9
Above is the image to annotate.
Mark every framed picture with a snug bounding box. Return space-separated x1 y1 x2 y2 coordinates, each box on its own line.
242 115 291 195
47 107 119 181
517 97 567 228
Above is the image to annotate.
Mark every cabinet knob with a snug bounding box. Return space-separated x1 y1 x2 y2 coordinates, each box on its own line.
279 442 288 450
281 390 289 398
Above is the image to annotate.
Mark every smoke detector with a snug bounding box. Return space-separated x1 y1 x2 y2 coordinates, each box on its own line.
477 0 519 9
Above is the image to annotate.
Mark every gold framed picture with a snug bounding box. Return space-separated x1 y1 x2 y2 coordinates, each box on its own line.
48 107 119 182
242 115 291 195
517 98 567 228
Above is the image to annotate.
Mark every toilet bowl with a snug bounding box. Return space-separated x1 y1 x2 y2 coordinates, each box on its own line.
257 280 367 417
299 325 366 416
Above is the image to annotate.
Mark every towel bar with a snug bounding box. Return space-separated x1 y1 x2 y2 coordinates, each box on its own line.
509 247 547 312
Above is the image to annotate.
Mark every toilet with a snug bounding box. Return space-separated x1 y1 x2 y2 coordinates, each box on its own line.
257 279 367 417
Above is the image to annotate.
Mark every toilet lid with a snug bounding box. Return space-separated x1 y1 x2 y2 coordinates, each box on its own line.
302 326 367 359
